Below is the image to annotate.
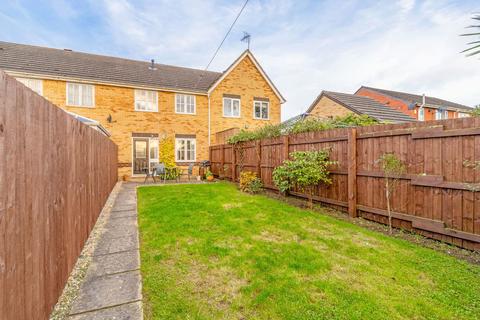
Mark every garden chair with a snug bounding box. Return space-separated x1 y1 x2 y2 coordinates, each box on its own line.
187 163 194 181
153 163 167 184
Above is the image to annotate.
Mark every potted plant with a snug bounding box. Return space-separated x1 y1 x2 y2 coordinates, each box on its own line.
205 169 214 182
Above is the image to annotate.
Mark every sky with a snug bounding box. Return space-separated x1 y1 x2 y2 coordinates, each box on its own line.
0 0 479 120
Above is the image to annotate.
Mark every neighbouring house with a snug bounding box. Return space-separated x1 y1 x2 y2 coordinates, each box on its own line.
355 86 472 121
0 41 285 178
304 91 416 123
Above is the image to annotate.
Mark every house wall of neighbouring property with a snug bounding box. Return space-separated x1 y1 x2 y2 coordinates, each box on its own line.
355 88 459 121
12 56 282 178
308 96 354 119
209 55 281 144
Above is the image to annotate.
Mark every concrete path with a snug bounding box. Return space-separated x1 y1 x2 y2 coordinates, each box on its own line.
68 183 143 320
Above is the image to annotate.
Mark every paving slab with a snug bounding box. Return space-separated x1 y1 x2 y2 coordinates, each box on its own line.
94 234 139 256
86 250 140 279
69 270 142 315
112 204 137 212
69 301 142 320
109 210 137 219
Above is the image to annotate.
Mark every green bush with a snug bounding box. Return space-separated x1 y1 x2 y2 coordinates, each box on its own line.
227 114 378 144
272 150 336 208
239 171 263 194
471 106 480 117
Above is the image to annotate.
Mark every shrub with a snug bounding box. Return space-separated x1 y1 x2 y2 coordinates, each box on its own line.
272 150 336 208
227 114 378 144
239 171 263 194
159 137 175 167
471 106 480 117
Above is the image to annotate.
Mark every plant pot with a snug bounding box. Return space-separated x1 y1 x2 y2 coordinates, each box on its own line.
206 175 214 182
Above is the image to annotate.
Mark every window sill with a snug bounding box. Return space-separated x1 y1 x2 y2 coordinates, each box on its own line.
134 109 158 113
223 115 241 119
175 111 196 115
253 117 270 121
66 104 95 109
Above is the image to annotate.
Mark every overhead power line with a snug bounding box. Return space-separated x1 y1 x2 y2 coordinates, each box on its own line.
204 0 249 70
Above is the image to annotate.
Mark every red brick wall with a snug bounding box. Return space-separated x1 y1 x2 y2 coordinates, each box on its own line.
356 88 417 119
356 88 460 121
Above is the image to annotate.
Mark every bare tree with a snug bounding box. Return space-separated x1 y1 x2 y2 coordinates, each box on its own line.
377 153 406 234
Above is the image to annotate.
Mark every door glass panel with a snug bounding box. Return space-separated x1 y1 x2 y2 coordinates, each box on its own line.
135 140 147 159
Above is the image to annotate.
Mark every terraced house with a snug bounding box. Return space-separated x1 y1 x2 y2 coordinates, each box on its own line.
0 41 285 178
355 86 472 121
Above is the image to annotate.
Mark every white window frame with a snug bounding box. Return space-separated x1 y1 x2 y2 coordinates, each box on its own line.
16 77 43 96
149 138 159 167
444 110 449 119
253 100 270 120
223 97 241 118
175 137 196 162
66 82 95 108
175 94 196 114
134 89 158 112
418 107 425 121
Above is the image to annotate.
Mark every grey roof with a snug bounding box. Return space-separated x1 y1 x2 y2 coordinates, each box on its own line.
281 112 309 127
358 86 472 111
0 41 222 92
308 91 416 123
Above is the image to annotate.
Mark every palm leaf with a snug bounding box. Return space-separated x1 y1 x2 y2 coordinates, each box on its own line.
460 32 480 36
466 49 480 57
461 43 480 53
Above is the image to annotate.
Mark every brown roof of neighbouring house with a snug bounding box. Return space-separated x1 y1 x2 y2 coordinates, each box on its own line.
0 41 222 93
357 86 472 111
308 91 416 123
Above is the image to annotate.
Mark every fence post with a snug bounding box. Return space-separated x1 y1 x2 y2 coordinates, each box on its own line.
232 145 237 182
348 128 358 218
220 145 225 178
283 135 289 161
256 140 262 179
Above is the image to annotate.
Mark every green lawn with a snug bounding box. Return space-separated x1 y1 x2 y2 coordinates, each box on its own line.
138 182 480 320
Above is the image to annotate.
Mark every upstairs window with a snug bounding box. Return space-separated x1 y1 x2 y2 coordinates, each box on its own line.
135 89 158 112
67 82 94 107
175 137 196 162
223 97 240 117
17 78 43 96
176 94 196 114
254 100 269 120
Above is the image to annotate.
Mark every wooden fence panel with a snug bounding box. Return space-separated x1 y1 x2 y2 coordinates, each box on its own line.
0 72 118 319
210 117 480 251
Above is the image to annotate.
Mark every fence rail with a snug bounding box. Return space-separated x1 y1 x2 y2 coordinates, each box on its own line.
0 71 118 319
210 117 480 251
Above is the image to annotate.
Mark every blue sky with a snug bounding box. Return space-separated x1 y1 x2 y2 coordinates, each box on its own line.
1 0 479 119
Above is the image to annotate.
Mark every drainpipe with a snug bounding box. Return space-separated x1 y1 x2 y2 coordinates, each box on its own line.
208 93 211 146
419 93 425 121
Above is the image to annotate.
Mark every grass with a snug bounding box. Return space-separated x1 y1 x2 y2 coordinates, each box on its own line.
138 182 480 320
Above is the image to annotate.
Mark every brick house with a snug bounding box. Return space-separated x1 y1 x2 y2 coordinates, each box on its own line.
0 41 285 178
355 86 472 121
303 91 415 123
